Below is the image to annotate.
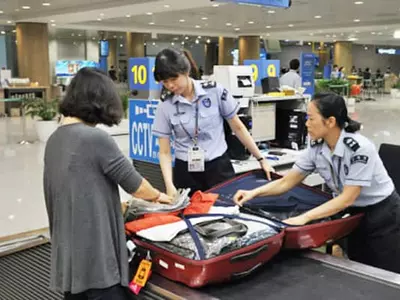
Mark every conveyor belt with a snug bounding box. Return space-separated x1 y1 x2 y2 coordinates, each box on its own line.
144 251 400 300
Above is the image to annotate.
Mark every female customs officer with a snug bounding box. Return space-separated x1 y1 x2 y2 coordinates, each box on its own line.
152 48 273 197
234 93 400 274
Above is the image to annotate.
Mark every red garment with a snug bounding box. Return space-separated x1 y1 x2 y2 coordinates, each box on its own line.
125 191 218 233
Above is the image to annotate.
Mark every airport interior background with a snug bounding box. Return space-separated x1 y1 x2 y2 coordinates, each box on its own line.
1 0 400 299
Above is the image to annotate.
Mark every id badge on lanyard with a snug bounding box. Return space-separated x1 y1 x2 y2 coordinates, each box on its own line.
176 101 205 173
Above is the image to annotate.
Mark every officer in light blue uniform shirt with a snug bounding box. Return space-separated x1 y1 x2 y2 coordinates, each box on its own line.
152 48 272 197
234 93 400 274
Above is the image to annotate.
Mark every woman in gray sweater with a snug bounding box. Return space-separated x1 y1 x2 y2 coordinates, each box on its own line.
44 67 172 300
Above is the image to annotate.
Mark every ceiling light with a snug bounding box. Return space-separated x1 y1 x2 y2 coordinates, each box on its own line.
226 22 232 26
371 32 376 35
171 42 175 45
325 34 331 37
179 19 185 22
174 37 179 40
164 4 170 8
308 42 312 45
354 19 360 22
201 17 208 20
42 2 51 6
268 10 275 14
1 31 5 34
235 27 240 31
181 41 185 45
348 37 358 41
394 30 400 39
0 10 3 14
285 39 289 42
207 39 211 43
309 33 314 36
364 46 368 50
248 21 254 24
195 25 201 28
185 36 189 40
113 35 117 38
146 12 153 15
120 44 123 47
354 1 363 4
97 18 102 21
149 22 155 25
21 6 30 10
355 30 360 33
51 23 56 26
332 34 337 37
12 29 16 33
144 42 147 46
92 37 96 40
152 42 156 46
288 24 294 27
212 4 219 7
71 33 75 36
100 13 104 17
50 20 55 23
195 39 199 44
198 36 202 39
378 32 383 35
314 15 322 19
78 34 82 37
266 25 272 29
126 14 131 17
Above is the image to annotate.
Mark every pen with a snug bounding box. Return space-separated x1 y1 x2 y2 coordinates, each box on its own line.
266 156 279 161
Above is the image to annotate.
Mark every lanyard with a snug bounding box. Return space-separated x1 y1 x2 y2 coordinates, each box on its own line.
175 101 200 146
329 157 343 193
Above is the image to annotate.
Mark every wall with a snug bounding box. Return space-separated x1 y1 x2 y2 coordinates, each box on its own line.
352 44 400 74
0 36 7 69
271 44 313 69
86 40 99 62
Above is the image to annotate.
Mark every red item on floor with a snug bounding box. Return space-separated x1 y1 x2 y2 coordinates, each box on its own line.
125 191 218 233
351 84 362 96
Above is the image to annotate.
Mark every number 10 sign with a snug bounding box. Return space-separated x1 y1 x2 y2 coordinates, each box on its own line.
128 57 161 91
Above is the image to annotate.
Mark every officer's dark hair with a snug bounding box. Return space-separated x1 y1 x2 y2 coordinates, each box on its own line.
289 59 300 70
312 93 361 133
154 48 191 81
59 67 123 126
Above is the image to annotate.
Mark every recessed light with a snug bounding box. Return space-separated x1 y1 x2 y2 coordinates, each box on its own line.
198 36 202 39
235 27 240 31
149 22 155 25
314 15 322 19
394 30 400 39
171 42 175 46
97 18 102 21
152 42 156 46
42 2 51 6
354 1 363 4
285 39 289 42
195 25 201 28
181 41 185 45
51 23 56 26
113 35 117 38
164 4 170 8
288 24 294 27
12 29 16 33
78 34 82 37
266 25 272 29
308 42 312 45
248 21 254 24
309 33 314 36
92 37 96 40
0 10 3 14
371 31 376 35
212 4 219 7
120 44 123 47
195 39 199 44
226 22 232 26
348 37 358 41
50 20 55 23
179 19 185 22
144 42 147 46
354 19 360 22
185 36 189 40
1 31 5 34
268 10 275 14
146 12 153 15
22 6 30 10
207 39 211 43
174 37 179 40
201 17 208 20
126 14 131 17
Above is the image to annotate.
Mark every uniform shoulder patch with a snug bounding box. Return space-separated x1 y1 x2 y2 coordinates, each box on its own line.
351 155 369 165
310 139 323 147
344 137 360 152
221 88 228 101
201 81 217 89
160 87 173 101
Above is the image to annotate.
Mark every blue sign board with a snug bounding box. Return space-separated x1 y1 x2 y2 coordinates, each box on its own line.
100 40 109 57
129 99 161 163
300 53 316 95
128 57 161 91
243 59 280 87
376 48 400 55
213 0 290 8
55 60 99 77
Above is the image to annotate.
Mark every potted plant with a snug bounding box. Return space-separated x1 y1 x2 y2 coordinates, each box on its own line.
23 98 59 143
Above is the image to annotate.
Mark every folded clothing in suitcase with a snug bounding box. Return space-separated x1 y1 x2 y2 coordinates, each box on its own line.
126 192 285 288
207 170 364 249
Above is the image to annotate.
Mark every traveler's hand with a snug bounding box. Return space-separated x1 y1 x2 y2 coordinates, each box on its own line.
283 214 310 226
234 190 256 207
260 159 274 181
156 192 173 205
166 184 178 198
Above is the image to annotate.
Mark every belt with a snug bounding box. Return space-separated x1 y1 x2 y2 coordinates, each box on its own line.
349 190 398 214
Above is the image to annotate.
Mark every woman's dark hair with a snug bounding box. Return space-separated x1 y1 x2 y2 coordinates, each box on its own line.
154 48 191 81
312 93 361 133
59 67 123 126
183 49 200 79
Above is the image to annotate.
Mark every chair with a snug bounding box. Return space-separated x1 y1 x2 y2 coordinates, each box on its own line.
379 143 400 192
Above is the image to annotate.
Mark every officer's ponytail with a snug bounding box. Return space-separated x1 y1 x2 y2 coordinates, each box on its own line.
312 93 361 133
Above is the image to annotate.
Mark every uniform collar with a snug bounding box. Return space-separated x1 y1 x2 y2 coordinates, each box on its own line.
172 79 207 104
321 129 346 159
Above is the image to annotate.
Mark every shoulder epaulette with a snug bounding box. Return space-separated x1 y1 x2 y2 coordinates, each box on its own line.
201 81 217 89
310 139 323 147
160 87 173 101
343 137 360 151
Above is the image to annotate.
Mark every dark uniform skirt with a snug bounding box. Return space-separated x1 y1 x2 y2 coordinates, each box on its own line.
173 152 235 194
347 190 400 274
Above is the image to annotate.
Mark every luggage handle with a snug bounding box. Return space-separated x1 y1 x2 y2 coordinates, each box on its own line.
231 263 263 280
230 244 269 263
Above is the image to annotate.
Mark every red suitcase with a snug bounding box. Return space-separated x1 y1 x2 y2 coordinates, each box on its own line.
208 170 364 249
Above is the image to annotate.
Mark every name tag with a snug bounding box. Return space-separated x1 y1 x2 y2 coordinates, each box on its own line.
188 146 205 172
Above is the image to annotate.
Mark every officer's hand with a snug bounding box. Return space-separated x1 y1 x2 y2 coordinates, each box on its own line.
166 184 178 198
259 159 274 181
156 192 173 205
283 214 310 226
234 190 256 207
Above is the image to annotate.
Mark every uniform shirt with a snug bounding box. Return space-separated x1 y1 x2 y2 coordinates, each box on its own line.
293 130 394 207
279 70 302 89
153 79 240 161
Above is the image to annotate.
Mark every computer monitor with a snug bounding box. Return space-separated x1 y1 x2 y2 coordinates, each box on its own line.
261 77 280 93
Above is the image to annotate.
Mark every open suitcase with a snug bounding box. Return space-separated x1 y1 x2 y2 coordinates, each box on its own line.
207 170 364 249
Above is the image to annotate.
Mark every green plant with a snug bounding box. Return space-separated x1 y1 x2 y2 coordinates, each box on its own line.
120 92 129 118
23 98 58 121
392 81 400 89
314 78 348 94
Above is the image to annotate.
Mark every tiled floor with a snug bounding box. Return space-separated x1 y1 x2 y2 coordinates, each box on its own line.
1 94 400 239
